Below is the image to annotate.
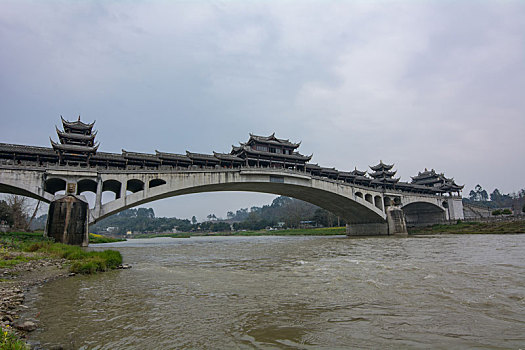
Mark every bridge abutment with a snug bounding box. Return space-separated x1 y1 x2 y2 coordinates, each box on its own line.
386 207 408 235
346 222 388 236
346 207 407 236
45 195 89 246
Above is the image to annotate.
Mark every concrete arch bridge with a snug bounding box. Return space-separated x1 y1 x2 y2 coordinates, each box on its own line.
0 165 464 236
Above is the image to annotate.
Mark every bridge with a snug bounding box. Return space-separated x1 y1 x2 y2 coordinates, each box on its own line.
0 117 464 244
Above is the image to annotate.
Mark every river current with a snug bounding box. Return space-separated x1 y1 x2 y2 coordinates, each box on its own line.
26 234 524 349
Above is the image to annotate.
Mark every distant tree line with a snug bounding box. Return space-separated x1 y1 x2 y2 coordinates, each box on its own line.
88 196 344 235
227 196 344 231
464 185 525 213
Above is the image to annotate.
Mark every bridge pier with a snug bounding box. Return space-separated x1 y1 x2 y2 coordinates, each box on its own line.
386 207 408 235
45 195 89 246
346 207 407 236
346 222 388 236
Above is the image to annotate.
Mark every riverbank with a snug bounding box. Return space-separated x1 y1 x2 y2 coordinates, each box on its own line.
408 220 525 235
0 232 123 348
131 227 346 239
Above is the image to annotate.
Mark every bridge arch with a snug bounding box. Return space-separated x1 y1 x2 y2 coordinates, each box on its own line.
93 172 387 225
402 201 446 226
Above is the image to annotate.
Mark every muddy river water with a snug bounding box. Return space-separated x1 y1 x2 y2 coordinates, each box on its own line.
25 234 524 349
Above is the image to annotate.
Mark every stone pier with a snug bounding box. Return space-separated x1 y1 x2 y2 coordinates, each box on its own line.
45 195 89 246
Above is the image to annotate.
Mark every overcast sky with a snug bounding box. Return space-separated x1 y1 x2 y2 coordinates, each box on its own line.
1 0 524 220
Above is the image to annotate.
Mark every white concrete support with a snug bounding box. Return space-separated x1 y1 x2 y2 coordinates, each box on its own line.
94 176 103 219
447 197 465 221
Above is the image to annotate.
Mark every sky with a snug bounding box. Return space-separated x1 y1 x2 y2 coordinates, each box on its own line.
1 0 524 221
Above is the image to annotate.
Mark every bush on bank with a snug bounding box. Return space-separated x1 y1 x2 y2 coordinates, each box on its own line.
408 220 525 234
1 325 28 350
0 232 122 274
88 233 126 244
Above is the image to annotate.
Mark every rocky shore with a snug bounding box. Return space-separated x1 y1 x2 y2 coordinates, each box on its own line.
1 256 69 342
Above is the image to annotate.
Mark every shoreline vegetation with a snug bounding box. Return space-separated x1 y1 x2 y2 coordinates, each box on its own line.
131 226 347 239
408 220 525 235
1 232 123 274
129 220 525 239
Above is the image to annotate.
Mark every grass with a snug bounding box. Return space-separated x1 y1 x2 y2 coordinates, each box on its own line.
0 232 122 274
132 232 191 239
89 233 126 244
1 326 28 350
409 220 525 235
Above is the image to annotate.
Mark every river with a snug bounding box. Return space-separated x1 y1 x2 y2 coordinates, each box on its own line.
25 234 524 349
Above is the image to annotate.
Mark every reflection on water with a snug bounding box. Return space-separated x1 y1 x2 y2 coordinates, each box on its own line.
26 235 525 349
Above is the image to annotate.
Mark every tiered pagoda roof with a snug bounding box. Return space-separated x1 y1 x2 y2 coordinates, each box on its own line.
411 169 464 194
61 116 95 132
50 116 98 163
351 167 367 177
230 133 312 169
368 160 399 185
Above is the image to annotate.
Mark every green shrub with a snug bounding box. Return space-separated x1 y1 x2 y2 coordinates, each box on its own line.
70 256 106 274
492 209 502 216
1 326 29 349
502 208 512 215
96 250 122 269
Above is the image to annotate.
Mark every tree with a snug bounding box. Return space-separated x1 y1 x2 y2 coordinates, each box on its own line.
226 211 234 220
0 200 13 226
191 216 197 225
490 189 502 202
6 195 30 230
137 208 155 218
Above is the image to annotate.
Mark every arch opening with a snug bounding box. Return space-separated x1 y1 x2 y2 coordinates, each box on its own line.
77 179 98 194
127 179 144 193
374 195 383 210
44 178 66 195
402 202 446 226
102 180 122 199
365 193 373 204
384 197 392 207
355 192 363 199
149 179 166 189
